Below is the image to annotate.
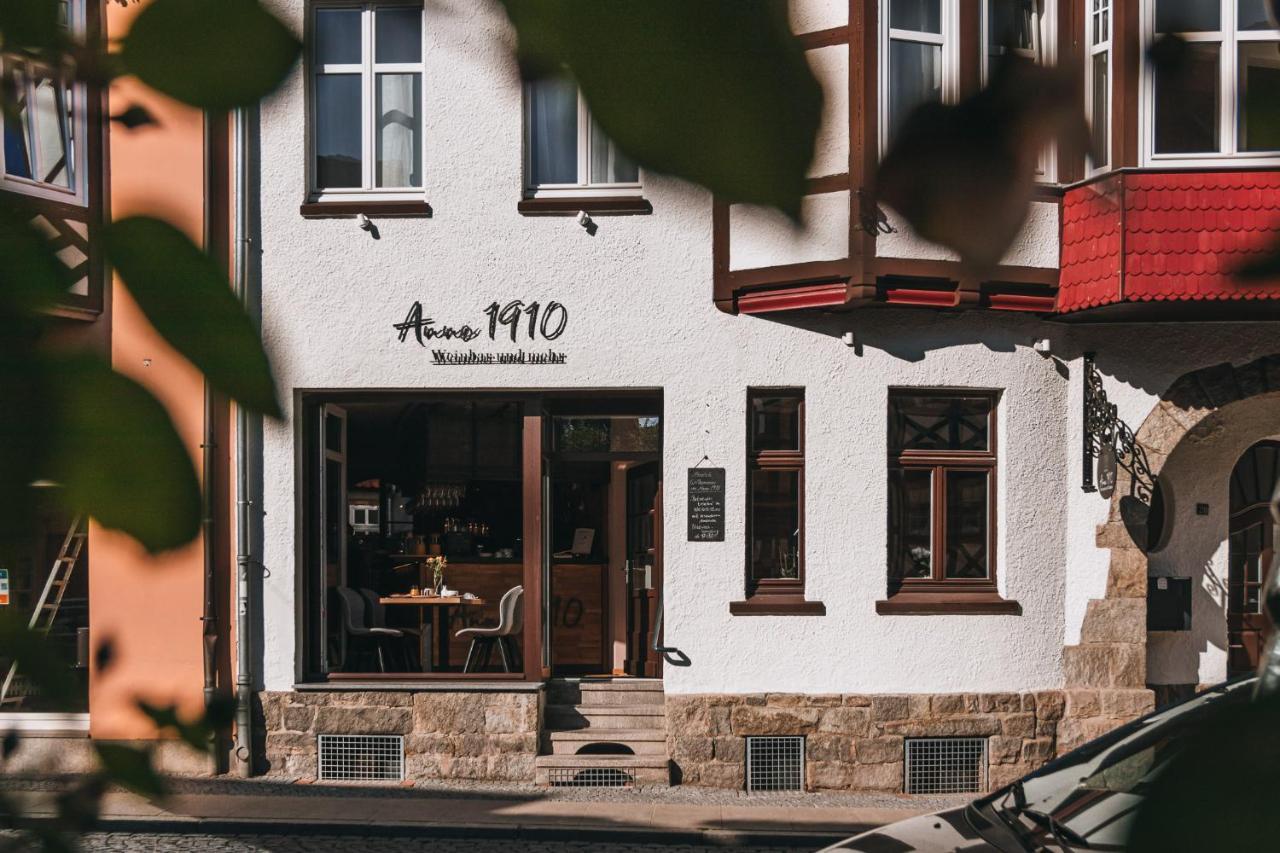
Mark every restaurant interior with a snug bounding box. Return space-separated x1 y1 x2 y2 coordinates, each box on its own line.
317 396 661 678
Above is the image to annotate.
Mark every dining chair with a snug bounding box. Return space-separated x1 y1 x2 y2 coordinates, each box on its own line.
336 586 405 672
457 585 523 673
359 587 419 669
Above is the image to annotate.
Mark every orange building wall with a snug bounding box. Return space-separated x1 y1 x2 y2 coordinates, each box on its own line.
87 0 212 740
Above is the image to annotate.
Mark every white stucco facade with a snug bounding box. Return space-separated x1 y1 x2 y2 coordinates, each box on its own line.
253 0 1280 703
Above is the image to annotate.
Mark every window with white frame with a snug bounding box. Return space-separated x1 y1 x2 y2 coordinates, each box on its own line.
523 77 640 197
1087 0 1112 172
310 2 423 198
880 0 959 154
983 0 1056 179
1146 0 1280 161
0 0 86 205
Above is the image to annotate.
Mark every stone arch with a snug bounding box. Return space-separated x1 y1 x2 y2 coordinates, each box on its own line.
1059 354 1280 753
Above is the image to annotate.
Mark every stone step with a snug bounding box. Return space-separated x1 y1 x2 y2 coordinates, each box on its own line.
545 728 668 755
534 753 670 786
545 703 666 731
550 687 666 707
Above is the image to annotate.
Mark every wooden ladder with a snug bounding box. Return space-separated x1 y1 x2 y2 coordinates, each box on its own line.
0 515 86 708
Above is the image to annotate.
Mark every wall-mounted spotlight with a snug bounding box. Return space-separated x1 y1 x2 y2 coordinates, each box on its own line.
1032 338 1052 356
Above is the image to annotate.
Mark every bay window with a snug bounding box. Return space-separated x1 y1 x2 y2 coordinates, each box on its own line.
1147 0 1280 161
310 2 424 198
881 0 958 153
523 77 640 198
886 391 1004 608
984 0 1055 179
0 0 86 205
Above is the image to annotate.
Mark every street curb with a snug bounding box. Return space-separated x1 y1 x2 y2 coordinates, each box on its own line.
74 815 859 848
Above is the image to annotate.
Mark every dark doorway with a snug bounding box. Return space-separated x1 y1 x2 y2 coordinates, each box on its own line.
625 462 662 677
1227 441 1280 676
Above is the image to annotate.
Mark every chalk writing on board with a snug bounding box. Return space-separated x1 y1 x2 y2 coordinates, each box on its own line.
688 468 725 542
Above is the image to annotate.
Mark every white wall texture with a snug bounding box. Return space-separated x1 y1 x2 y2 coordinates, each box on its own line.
255 0 1280 696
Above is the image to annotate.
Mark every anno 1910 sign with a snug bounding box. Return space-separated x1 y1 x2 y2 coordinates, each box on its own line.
688 467 726 542
394 299 569 365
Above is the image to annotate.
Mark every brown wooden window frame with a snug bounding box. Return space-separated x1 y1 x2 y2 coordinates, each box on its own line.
731 388 825 616
880 388 1018 615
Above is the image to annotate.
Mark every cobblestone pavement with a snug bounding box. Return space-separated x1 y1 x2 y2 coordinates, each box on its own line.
5 832 814 852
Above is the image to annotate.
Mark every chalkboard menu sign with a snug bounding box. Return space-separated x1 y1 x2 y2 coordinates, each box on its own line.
688 468 725 542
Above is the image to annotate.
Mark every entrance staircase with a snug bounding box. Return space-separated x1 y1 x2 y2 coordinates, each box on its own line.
535 678 670 786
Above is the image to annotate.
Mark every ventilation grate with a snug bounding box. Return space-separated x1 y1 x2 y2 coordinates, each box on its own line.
746 735 805 792
546 767 635 788
905 737 987 794
317 734 404 783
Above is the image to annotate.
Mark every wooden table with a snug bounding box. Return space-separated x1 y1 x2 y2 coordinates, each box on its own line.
380 595 486 672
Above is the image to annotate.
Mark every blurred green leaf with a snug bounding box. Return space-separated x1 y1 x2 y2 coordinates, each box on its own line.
138 700 209 752
105 217 280 418
94 744 166 799
497 0 820 220
0 0 62 51
53 774 105 835
0 207 73 316
45 353 200 554
119 0 300 111
1 731 18 762
0 611 78 709
877 59 1086 269
0 337 50 551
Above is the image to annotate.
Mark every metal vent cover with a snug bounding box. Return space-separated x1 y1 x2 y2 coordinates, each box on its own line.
905 737 987 794
546 767 635 788
317 734 404 783
746 735 805 792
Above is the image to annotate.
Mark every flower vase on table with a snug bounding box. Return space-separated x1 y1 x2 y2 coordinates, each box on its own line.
425 555 447 596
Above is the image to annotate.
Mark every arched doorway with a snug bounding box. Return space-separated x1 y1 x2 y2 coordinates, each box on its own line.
1227 441 1280 676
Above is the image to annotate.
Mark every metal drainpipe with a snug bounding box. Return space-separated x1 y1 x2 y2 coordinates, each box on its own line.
201 112 219 755
232 104 257 777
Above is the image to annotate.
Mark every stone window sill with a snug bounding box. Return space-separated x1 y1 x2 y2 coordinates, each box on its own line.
299 200 433 218
729 595 826 616
517 197 653 216
294 681 543 692
876 592 1021 615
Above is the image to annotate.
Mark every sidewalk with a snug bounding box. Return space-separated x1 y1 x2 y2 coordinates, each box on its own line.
6 777 958 846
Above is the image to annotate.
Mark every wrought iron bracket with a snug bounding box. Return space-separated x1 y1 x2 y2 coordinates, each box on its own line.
1082 352 1156 502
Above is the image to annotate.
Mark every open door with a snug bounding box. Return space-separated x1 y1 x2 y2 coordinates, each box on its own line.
319 404 347 672
625 462 662 677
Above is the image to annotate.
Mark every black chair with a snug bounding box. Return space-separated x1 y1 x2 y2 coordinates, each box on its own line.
336 586 405 672
360 587 419 670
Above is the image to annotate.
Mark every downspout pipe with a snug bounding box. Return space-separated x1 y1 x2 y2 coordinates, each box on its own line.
201 112 220 763
232 104 257 777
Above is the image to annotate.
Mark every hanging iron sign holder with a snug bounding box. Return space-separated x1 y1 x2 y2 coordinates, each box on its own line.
1082 352 1156 503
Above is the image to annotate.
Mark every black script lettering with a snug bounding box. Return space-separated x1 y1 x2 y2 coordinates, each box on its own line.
394 301 481 346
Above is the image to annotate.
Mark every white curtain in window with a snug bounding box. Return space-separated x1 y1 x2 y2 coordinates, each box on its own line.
888 39 941 143
376 73 419 188
528 77 578 185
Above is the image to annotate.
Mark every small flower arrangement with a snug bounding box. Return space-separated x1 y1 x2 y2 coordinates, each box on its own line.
425 555 447 592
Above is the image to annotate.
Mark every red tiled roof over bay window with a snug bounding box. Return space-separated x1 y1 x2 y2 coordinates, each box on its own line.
1059 170 1280 316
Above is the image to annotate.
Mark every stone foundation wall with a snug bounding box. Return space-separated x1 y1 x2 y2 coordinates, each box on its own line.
259 689 542 782
667 691 1071 792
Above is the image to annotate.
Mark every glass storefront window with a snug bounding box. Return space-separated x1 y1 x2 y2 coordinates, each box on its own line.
552 416 660 453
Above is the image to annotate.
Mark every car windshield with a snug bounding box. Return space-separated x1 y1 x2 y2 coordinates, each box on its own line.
979 679 1254 851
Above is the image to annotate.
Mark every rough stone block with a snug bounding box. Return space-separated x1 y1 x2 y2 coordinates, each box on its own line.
260 692 285 731
767 693 841 707
842 695 873 707
1021 738 1056 764
488 753 535 780
931 694 967 715
988 763 1033 790
807 733 853 762
989 736 1023 764
1034 691 1065 721
1095 522 1136 550
1064 689 1100 718
673 736 714 762
883 715 1000 737
282 705 315 733
1106 549 1149 598
854 736 904 765
850 761 903 792
1020 694 1037 713
713 736 745 762
699 761 745 789
265 731 313 752
808 760 856 790
1064 643 1144 688
729 706 820 735
413 694 484 734
908 695 932 719
871 695 909 721
1081 598 1147 644
1000 713 1036 738
484 705 535 734
332 691 413 707
313 705 412 735
1036 720 1057 737
818 707 873 736
978 693 1021 714
1100 688 1155 718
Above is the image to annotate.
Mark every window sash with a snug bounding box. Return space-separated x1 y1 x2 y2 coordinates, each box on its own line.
982 0 1056 179
746 390 805 595
1144 0 1280 163
879 0 960 156
310 2 425 199
523 83 642 196
0 0 87 205
1087 0 1111 172
890 460 995 585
